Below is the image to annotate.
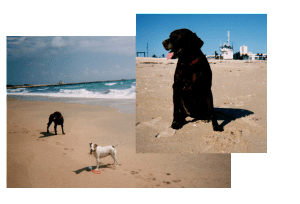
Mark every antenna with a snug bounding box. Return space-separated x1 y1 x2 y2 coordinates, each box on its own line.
227 31 230 46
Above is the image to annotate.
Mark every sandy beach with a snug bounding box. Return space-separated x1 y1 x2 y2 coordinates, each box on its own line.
136 57 267 153
7 97 230 188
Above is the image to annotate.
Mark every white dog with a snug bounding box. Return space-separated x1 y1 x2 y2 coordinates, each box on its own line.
89 142 119 170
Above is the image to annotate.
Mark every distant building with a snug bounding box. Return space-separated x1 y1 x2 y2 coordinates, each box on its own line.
238 45 267 60
219 31 233 60
240 45 248 55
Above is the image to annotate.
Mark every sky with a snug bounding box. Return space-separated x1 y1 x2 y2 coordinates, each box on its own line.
136 14 267 57
7 36 136 85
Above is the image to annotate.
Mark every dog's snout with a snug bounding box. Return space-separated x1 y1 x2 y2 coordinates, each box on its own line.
162 39 171 50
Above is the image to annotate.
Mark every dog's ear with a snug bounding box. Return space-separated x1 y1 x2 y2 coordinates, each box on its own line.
189 32 203 49
94 144 98 149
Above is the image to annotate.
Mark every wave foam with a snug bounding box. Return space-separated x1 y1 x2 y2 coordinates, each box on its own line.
105 83 117 86
7 85 136 99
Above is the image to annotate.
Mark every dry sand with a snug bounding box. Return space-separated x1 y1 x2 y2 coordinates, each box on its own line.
136 57 267 153
7 97 230 188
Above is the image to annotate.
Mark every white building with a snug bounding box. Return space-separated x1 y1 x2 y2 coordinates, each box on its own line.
220 31 233 60
240 45 248 55
244 52 267 60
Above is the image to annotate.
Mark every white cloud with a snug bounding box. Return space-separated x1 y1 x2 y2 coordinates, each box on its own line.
75 36 135 55
7 36 135 59
51 37 65 47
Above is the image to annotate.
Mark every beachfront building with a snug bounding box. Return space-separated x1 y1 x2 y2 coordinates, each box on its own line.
238 45 267 60
244 52 267 60
219 31 233 60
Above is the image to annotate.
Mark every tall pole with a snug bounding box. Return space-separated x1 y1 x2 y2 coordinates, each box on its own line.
147 43 148 57
228 31 230 46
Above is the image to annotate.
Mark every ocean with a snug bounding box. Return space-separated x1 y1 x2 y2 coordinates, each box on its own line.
6 79 136 113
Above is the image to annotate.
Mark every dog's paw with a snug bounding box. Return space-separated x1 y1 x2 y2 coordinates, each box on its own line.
213 125 224 132
171 119 186 130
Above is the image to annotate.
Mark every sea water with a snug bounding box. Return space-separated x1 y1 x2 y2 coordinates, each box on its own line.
7 79 136 113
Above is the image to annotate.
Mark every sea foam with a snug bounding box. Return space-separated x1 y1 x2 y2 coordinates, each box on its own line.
7 82 136 99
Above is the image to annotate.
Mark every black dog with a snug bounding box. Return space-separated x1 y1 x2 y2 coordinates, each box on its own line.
162 28 223 131
47 111 65 135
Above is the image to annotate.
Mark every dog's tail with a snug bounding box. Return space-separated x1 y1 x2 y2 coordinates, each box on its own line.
112 143 119 148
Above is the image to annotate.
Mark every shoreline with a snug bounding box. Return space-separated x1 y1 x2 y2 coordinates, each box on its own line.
7 95 135 114
6 78 135 89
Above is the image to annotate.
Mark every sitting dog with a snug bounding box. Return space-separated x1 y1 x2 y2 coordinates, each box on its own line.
47 111 65 135
89 142 119 170
162 28 223 131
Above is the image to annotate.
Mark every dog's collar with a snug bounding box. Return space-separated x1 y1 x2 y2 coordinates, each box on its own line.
180 56 201 66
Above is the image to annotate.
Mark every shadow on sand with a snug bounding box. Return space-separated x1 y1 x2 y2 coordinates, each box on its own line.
73 164 116 174
215 107 254 127
39 132 57 138
186 108 254 128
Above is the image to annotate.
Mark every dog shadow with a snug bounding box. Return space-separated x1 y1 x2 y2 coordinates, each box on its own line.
73 164 115 174
187 108 254 128
215 108 254 127
39 132 56 138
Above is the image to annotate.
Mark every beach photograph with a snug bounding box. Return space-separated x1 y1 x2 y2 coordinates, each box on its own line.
3 1 300 204
136 14 267 153
6 36 230 188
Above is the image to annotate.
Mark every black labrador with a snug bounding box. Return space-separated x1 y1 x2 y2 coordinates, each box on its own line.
47 111 65 135
162 28 223 131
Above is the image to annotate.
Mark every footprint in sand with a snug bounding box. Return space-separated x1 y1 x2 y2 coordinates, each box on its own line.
241 115 260 127
137 117 162 127
131 171 139 175
156 127 176 138
137 117 175 138
173 179 181 183
203 128 250 152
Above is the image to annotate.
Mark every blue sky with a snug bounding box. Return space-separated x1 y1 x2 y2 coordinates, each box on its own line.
7 36 135 85
136 14 267 57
